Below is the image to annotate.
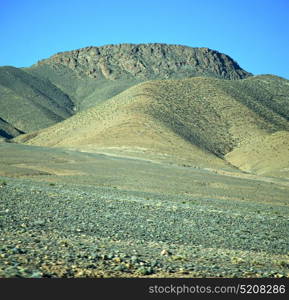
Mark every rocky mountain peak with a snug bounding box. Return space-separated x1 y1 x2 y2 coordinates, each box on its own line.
35 43 252 80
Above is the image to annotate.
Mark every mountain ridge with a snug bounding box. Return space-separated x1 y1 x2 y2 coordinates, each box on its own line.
24 43 252 112
33 43 252 80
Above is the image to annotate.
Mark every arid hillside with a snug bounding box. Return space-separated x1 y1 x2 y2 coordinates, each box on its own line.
0 66 74 136
16 75 289 177
25 43 251 111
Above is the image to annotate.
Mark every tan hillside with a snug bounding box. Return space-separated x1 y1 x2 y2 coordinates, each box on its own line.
225 131 289 178
15 76 289 176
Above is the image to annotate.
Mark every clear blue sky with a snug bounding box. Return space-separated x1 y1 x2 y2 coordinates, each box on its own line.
1 0 289 79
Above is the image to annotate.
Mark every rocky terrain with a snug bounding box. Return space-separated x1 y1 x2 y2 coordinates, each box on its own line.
0 43 288 278
0 144 288 278
34 43 252 80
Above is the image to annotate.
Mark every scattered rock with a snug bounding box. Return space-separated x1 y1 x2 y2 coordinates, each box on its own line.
33 220 45 227
161 249 172 256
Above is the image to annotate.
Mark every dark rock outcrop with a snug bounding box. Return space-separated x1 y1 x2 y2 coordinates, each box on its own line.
35 43 252 80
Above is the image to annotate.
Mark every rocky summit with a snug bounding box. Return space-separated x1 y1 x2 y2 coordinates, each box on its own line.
35 43 252 80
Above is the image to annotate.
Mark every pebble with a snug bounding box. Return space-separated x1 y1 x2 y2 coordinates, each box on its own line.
0 177 288 278
161 249 172 256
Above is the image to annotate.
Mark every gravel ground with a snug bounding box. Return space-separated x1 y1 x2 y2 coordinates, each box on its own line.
1 177 288 278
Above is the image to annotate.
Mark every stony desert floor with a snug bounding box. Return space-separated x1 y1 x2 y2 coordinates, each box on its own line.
0 143 288 277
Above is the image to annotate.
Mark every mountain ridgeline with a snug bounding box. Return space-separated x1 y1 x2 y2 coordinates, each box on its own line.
34 43 251 80
1 43 289 177
25 43 252 111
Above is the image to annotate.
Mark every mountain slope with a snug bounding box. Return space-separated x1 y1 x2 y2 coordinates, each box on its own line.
15 75 289 176
225 131 289 177
26 63 142 111
0 66 74 133
25 43 252 111
0 117 23 139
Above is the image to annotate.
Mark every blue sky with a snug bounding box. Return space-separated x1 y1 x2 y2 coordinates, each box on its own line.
1 0 289 79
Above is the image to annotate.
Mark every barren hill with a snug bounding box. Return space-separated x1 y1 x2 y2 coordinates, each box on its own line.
25 43 252 111
34 43 251 80
16 75 289 177
0 66 74 135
